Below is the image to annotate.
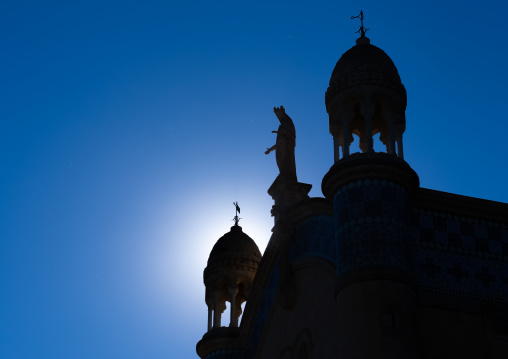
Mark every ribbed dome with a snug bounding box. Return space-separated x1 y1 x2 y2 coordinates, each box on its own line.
326 37 406 106
204 225 261 281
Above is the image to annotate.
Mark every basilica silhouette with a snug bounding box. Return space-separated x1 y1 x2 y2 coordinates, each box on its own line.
196 28 508 359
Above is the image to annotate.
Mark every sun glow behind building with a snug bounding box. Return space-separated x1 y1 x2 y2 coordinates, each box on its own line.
1 1 508 359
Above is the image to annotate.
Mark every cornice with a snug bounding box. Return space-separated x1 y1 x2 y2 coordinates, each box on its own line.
196 327 241 359
287 197 333 224
321 152 420 199
413 188 508 225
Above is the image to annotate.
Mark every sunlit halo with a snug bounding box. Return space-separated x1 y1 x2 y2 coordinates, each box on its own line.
140 189 273 320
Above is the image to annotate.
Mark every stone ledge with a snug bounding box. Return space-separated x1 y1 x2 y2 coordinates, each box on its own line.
196 327 241 359
287 197 333 224
414 187 508 225
321 152 420 199
335 267 418 300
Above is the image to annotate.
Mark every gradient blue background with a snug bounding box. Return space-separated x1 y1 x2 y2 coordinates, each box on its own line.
1 1 507 358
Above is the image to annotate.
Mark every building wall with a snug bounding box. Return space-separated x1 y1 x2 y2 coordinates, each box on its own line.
198 169 508 359
256 259 338 359
412 207 508 306
249 184 508 358
418 305 486 359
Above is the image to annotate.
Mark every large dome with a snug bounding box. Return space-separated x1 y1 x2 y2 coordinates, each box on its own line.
326 37 406 106
204 225 261 282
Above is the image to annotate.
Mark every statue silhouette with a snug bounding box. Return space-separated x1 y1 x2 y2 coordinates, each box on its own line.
265 106 297 182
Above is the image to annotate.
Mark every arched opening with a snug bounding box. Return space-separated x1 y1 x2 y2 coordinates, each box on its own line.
373 132 384 153
349 133 362 154
237 302 246 325
229 281 247 327
222 301 230 327
208 279 228 330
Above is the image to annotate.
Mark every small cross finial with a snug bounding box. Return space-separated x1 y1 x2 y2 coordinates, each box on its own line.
351 10 369 37
233 202 241 226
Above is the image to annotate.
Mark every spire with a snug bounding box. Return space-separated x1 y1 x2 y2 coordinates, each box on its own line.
351 10 370 44
233 201 241 226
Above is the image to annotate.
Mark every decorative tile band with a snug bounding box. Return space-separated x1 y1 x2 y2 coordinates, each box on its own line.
411 209 508 304
290 215 335 266
333 180 413 276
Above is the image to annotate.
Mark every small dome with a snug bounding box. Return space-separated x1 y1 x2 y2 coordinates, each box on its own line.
326 37 406 106
204 225 262 283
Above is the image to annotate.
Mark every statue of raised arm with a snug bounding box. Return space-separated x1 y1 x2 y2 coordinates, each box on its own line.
265 106 297 182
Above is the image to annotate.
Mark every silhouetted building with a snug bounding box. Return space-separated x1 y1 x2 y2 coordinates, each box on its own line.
196 34 508 359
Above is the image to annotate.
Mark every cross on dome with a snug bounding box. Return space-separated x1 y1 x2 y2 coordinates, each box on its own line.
351 10 369 37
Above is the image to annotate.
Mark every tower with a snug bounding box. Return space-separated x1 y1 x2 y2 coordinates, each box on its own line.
198 222 261 357
197 22 508 359
322 32 419 358
326 34 406 160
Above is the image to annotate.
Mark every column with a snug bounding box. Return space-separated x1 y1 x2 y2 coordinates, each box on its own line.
229 288 238 327
207 305 213 331
213 293 221 328
363 106 374 152
342 120 350 157
333 135 341 162
389 122 396 155
397 135 404 159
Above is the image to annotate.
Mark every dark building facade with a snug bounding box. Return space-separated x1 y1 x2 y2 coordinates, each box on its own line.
196 34 508 359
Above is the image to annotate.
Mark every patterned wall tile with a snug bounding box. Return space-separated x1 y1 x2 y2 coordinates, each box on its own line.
334 180 413 276
412 209 508 304
290 215 335 265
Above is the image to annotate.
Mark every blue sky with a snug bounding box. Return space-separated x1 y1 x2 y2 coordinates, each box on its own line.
1 1 508 358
